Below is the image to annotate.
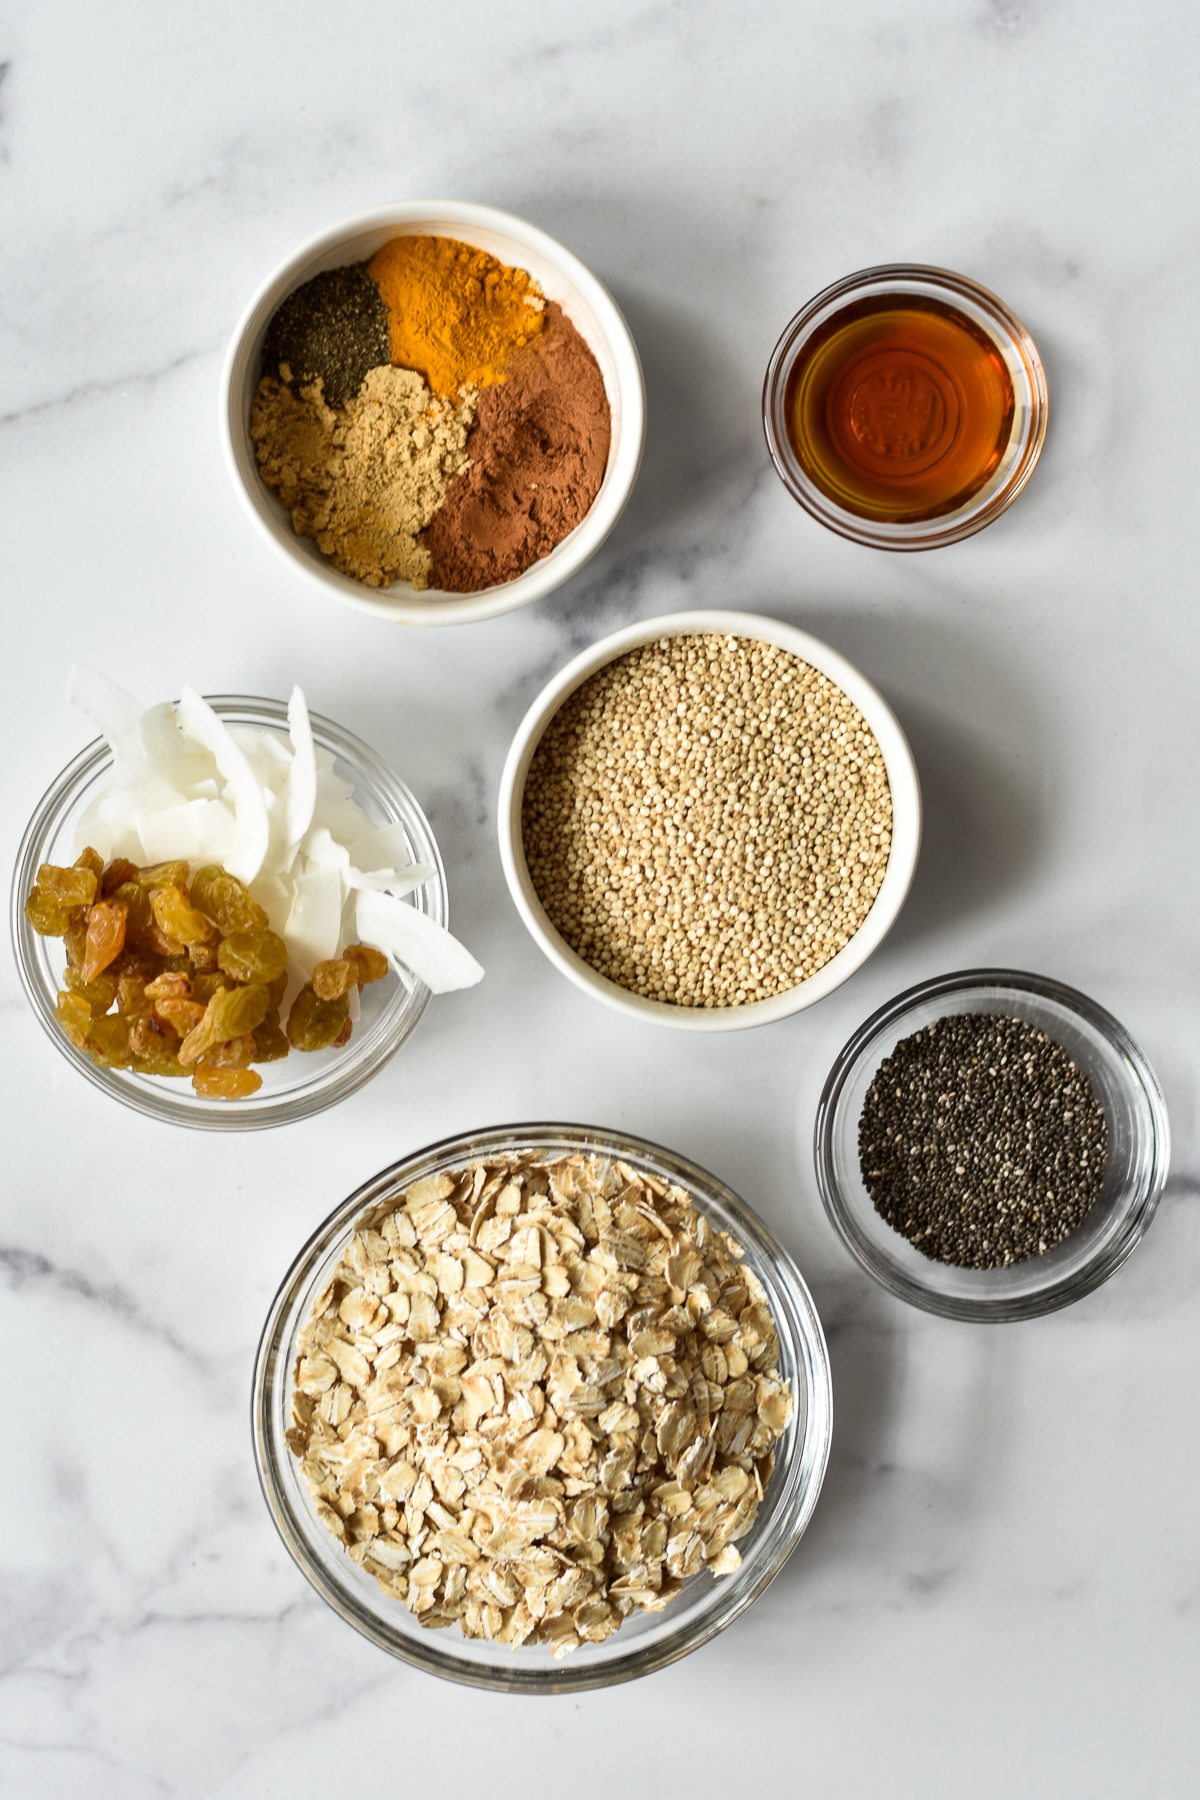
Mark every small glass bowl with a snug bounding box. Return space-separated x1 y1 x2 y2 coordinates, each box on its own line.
10 697 447 1132
253 1123 833 1691
814 970 1170 1321
763 264 1048 551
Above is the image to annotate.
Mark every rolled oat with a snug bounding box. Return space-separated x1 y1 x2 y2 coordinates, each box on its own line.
288 1151 792 1656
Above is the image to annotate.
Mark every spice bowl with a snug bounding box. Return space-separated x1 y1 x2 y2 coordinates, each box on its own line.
253 1123 832 1691
814 969 1170 1321
10 698 447 1132
763 264 1048 551
221 200 645 625
497 610 922 1032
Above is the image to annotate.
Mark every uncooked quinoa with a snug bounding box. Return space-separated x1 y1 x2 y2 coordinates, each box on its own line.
520 634 893 1006
858 1013 1109 1268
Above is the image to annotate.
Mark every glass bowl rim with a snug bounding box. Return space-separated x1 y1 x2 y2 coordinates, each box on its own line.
813 967 1170 1320
761 262 1050 552
9 693 447 1132
252 1120 834 1692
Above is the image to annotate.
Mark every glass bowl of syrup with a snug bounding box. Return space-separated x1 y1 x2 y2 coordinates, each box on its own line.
763 265 1048 551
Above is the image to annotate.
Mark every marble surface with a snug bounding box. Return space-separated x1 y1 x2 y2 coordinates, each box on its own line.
1 2 1198 1793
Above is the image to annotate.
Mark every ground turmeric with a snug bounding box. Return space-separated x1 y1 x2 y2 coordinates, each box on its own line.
367 234 545 397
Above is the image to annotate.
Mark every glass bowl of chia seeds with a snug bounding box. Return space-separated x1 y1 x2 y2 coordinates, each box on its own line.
814 969 1170 1321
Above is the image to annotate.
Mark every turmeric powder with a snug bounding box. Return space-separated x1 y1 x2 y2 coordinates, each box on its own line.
367 234 545 397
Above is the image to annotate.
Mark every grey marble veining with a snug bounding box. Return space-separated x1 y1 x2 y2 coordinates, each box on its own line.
1 2 1198 1794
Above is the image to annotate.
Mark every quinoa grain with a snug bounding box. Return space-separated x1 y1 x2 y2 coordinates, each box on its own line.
520 635 893 1006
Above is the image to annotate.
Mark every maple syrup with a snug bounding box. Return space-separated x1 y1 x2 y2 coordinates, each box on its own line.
784 295 1016 523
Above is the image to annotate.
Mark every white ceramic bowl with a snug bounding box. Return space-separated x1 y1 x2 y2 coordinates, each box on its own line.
220 201 646 626
498 610 922 1032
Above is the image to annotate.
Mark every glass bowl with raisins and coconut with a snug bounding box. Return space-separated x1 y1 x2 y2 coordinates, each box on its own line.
11 670 482 1130
253 1124 833 1691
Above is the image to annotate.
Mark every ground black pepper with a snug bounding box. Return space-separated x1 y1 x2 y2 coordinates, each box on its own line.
259 263 391 408
858 1013 1109 1269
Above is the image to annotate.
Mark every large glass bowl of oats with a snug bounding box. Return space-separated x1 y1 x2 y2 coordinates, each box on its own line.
253 1124 832 1690
497 611 922 1032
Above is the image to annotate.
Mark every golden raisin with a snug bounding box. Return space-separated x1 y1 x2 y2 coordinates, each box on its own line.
190 865 268 935
75 847 105 885
191 1063 263 1099
178 994 224 1067
188 937 220 975
210 983 270 1042
130 1042 189 1078
204 1033 257 1069
55 990 92 1049
63 914 89 968
81 900 129 984
251 1012 290 1063
63 967 120 1011
129 1015 182 1061
151 883 217 947
330 1016 353 1049
36 862 98 908
191 971 226 1006
138 859 192 891
85 1012 133 1069
313 957 356 1001
154 997 207 1038
101 856 140 897
25 888 80 937
264 969 288 1010
144 971 191 1000
113 881 156 952
116 973 150 1015
286 984 350 1051
344 943 389 986
218 929 288 985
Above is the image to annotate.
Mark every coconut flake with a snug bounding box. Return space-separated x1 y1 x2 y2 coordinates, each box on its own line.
356 890 484 994
284 686 317 852
346 823 415 872
345 862 435 895
286 866 343 979
176 686 270 886
139 701 215 796
68 665 146 765
302 825 352 874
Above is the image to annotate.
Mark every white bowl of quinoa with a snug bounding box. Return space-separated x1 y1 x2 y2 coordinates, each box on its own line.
220 201 645 626
498 611 922 1031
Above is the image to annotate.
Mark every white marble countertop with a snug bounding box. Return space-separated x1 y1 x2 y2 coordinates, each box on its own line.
2 2 1198 1794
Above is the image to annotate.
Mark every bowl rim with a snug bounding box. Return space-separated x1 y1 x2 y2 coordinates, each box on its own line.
219 199 646 626
761 262 1049 552
251 1120 834 1691
813 966 1171 1320
9 694 446 1132
496 609 923 1032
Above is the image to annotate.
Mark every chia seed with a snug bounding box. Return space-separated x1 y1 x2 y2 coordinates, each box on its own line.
858 1013 1109 1269
259 262 391 408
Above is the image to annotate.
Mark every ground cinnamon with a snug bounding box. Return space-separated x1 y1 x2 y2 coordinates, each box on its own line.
423 303 611 592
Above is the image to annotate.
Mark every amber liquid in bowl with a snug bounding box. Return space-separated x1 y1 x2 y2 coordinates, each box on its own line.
785 295 1016 524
